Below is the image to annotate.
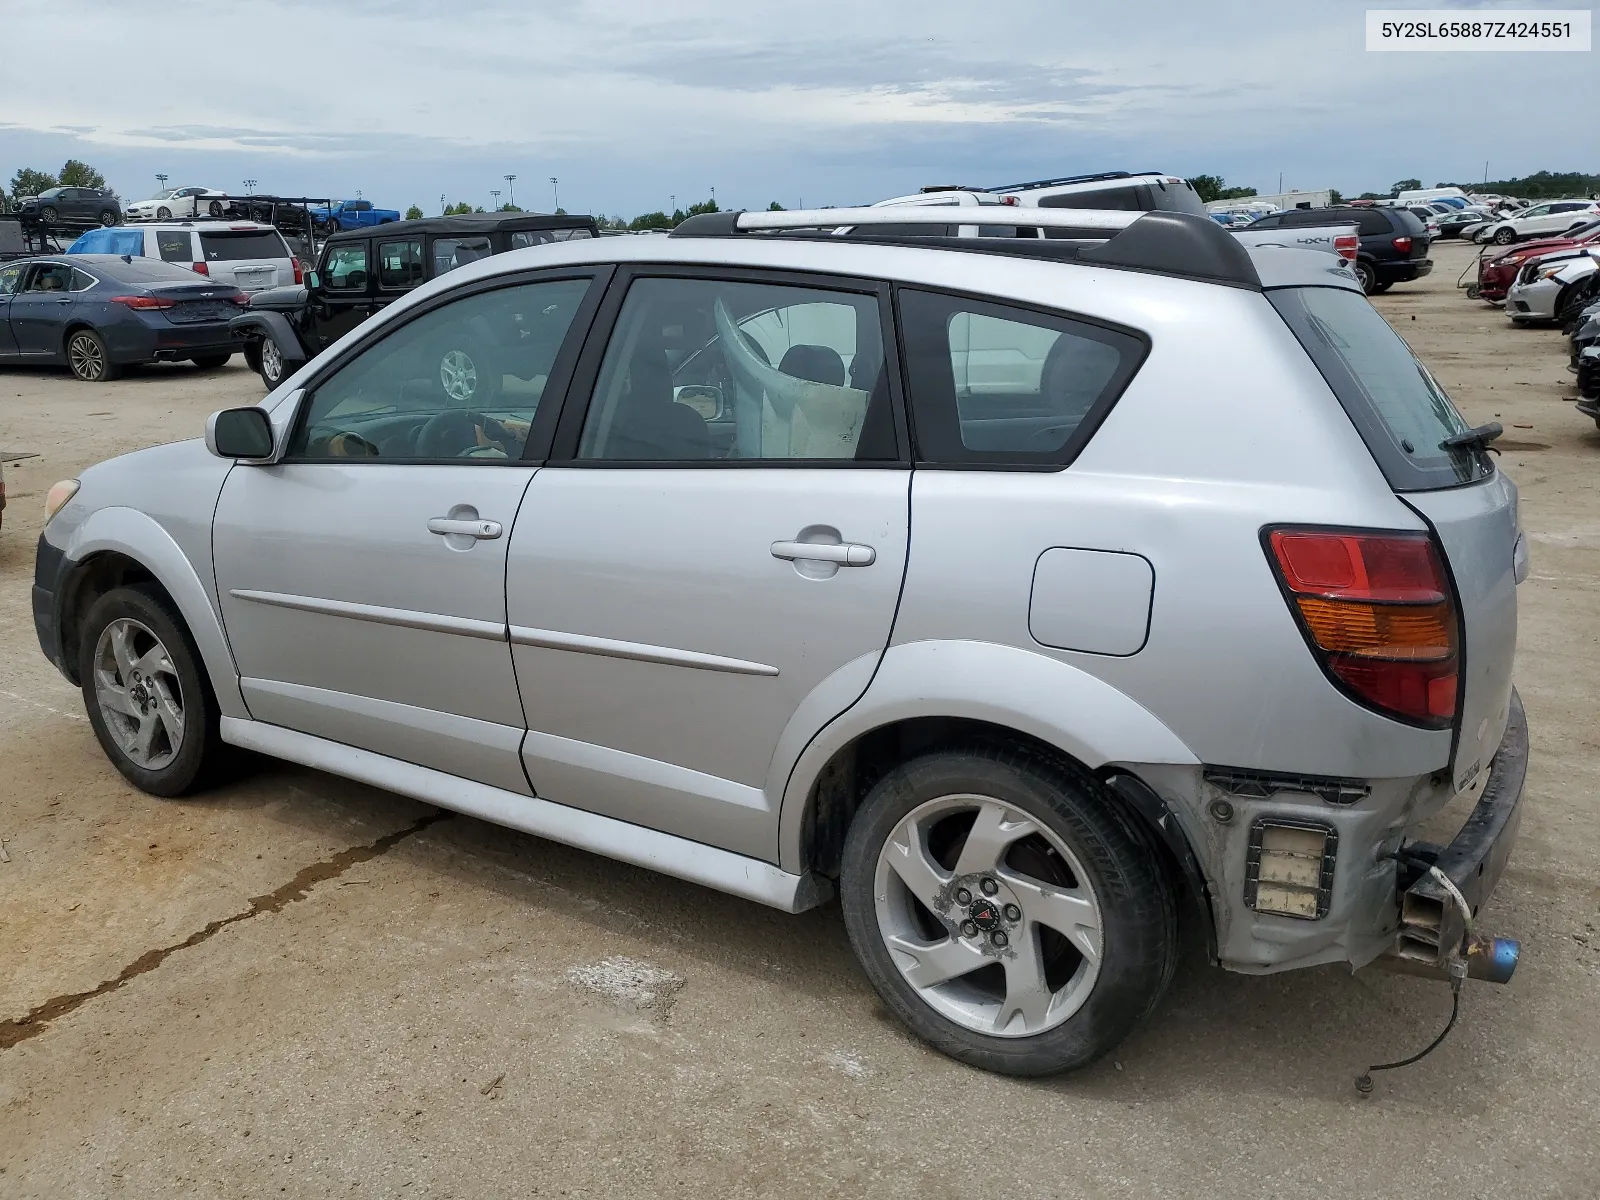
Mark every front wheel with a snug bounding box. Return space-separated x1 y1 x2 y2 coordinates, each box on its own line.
1493 227 1517 245
79 585 224 796
258 335 287 388
67 329 120 382
40 205 58 224
839 744 1177 1076
1353 261 1377 294
326 218 341 233
156 206 172 220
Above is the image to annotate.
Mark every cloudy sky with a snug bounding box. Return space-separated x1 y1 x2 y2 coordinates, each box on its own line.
1 0 1594 217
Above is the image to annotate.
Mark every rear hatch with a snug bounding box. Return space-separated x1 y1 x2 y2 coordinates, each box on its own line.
198 228 294 292
1270 286 1517 788
1393 210 1432 262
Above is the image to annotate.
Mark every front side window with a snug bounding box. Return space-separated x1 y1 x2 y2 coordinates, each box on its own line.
433 236 494 275
157 230 194 263
898 289 1144 466
576 275 895 463
0 265 21 296
322 244 370 291
377 239 425 289
289 277 592 462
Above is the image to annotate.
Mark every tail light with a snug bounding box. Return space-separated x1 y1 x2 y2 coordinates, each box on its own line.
1392 236 1413 253
292 258 304 284
1265 528 1458 728
192 261 209 275
110 295 175 309
1333 234 1358 262
230 292 251 306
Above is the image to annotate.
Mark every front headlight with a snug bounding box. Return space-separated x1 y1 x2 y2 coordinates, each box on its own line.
1536 264 1568 281
44 479 80 523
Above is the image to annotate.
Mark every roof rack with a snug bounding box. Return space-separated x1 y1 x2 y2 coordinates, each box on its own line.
670 207 1260 288
982 170 1158 194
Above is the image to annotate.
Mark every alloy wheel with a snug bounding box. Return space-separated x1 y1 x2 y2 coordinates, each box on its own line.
260 337 284 385
92 618 185 771
157 207 171 220
440 349 479 401
40 205 58 224
100 211 117 227
68 333 107 381
873 794 1104 1038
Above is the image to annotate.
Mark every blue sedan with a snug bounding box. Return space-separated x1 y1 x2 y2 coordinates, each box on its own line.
0 254 246 381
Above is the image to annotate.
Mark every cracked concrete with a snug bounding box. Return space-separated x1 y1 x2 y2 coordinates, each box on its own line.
3 249 1600 1198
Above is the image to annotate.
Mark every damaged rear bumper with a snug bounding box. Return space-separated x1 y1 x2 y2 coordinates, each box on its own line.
1390 690 1528 978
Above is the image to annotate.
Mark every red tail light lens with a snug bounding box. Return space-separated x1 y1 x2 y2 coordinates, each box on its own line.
110 295 175 309
1392 236 1413 253
1334 234 1358 262
230 292 251 306
1266 528 1458 727
292 258 303 284
192 261 209 275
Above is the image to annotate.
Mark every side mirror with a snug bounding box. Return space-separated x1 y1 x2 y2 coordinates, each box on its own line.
306 271 319 289
673 384 724 420
206 407 275 461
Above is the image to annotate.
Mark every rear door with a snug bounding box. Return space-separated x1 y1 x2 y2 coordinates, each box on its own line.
9 262 76 354
374 234 426 313
505 267 911 860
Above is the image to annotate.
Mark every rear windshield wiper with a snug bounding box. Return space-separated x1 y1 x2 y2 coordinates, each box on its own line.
1440 422 1503 451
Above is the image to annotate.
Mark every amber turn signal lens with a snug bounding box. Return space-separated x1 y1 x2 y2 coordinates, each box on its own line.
44 479 80 522
1293 597 1455 661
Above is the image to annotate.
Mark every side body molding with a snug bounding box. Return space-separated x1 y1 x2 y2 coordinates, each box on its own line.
59 505 247 718
776 639 1200 874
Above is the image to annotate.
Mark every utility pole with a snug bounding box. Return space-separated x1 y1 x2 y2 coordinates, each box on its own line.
491 189 501 209
505 174 516 208
550 177 559 211
1483 160 1490 186
1277 171 1283 196
710 185 716 208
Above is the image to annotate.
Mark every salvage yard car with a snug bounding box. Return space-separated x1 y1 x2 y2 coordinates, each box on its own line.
231 211 598 388
0 255 244 380
1504 248 1600 324
124 186 229 221
67 221 301 294
32 206 1527 1076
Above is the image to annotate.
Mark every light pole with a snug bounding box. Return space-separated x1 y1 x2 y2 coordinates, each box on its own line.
670 193 676 216
550 177 559 211
710 185 715 208
504 174 516 208
491 189 501 210
155 173 168 190
243 178 257 195
440 193 446 215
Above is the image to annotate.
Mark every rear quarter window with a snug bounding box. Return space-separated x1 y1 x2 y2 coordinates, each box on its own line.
1269 287 1491 491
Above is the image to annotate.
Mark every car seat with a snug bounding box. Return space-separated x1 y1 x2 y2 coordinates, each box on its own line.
605 336 709 460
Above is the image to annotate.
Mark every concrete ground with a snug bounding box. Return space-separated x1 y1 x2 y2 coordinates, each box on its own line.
2 240 1598 1198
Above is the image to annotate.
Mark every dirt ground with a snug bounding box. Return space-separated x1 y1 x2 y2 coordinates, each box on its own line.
2 241 1598 1199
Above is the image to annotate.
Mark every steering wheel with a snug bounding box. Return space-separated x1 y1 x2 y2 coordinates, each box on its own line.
414 411 514 458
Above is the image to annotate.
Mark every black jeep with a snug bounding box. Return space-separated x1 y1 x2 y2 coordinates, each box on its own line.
231 211 600 389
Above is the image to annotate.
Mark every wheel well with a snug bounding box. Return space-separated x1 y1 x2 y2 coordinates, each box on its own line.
797 716 1217 956
57 552 165 684
62 321 96 348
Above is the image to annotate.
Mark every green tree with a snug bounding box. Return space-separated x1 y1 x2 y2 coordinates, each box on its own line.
1434 170 1600 199
58 159 108 190
768 201 785 211
1188 174 1225 203
1390 178 1423 196
404 204 424 220
685 198 719 216
9 167 58 199
628 210 675 231
498 203 522 212
1328 189 1344 205
442 201 480 216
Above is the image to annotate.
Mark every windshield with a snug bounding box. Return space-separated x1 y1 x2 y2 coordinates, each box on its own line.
149 189 179 200
1270 287 1491 491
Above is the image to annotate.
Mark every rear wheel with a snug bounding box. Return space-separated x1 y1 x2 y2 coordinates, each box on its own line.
208 200 224 217
259 335 287 388
327 218 342 234
243 341 263 374
1493 226 1517 245
191 353 231 370
79 585 224 797
1353 261 1377 294
99 210 118 227
67 329 120 382
839 743 1177 1076
1370 280 1394 294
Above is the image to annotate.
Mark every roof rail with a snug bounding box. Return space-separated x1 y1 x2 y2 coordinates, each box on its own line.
982 170 1143 193
669 208 1260 288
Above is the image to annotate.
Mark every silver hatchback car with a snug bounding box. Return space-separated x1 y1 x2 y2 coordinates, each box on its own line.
33 207 1528 1076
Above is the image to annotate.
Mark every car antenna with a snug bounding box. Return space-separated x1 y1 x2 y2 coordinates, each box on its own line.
1440 421 1503 452
121 254 133 263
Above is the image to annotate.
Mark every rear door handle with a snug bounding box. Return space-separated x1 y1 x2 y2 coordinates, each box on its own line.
770 540 875 567
428 517 502 540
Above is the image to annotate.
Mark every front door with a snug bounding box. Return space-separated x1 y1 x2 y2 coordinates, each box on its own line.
10 263 76 356
0 264 22 357
506 268 910 861
213 271 603 792
310 240 374 351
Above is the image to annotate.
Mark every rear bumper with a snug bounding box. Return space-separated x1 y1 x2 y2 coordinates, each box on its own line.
1378 258 1433 284
107 317 242 364
1396 691 1527 967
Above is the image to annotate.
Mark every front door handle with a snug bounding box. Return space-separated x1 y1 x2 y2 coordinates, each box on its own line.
770 539 875 567
428 517 502 540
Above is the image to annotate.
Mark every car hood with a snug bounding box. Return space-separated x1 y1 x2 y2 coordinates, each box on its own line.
248 284 307 311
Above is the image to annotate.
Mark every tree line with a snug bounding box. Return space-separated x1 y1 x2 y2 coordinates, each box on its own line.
3 160 112 207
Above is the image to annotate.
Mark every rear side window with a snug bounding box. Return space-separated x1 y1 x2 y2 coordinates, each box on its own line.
433 236 494 274
1354 210 1395 236
200 231 290 261
898 289 1145 467
1039 187 1144 212
1391 210 1427 236
69 268 97 292
509 228 595 248
377 238 425 289
1270 287 1490 491
157 231 194 263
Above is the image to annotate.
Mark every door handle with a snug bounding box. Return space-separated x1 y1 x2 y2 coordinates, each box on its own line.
55 298 72 305
770 540 875 567
428 517 502 540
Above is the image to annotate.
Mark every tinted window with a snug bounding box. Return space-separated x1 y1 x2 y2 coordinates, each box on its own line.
1270 287 1489 490
322 244 369 291
157 230 194 262
1280 210 1338 227
291 277 592 461
1391 210 1427 236
1039 186 1145 212
853 223 956 238
1250 215 1283 229
377 239 425 289
510 228 595 249
577 276 893 462
1355 210 1395 236
0 265 22 295
898 289 1145 466
433 236 494 275
69 268 97 292
200 231 290 261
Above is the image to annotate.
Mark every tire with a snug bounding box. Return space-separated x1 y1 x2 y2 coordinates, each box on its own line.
156 206 171 220
208 200 224 217
259 335 287 389
1493 227 1516 245
327 218 341 233
191 353 231 370
78 584 224 797
839 742 1177 1077
1353 260 1377 294
438 344 498 404
99 210 118 227
243 341 262 374
1371 280 1394 294
40 205 58 224
66 328 120 382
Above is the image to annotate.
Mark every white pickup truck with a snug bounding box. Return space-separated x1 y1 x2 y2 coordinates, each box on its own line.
864 190 1359 265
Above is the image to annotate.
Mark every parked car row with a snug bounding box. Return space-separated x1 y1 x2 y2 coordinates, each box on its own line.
1245 205 1430 294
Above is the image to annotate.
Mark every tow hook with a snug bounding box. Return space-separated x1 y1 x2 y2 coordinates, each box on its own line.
1356 857 1519 1095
